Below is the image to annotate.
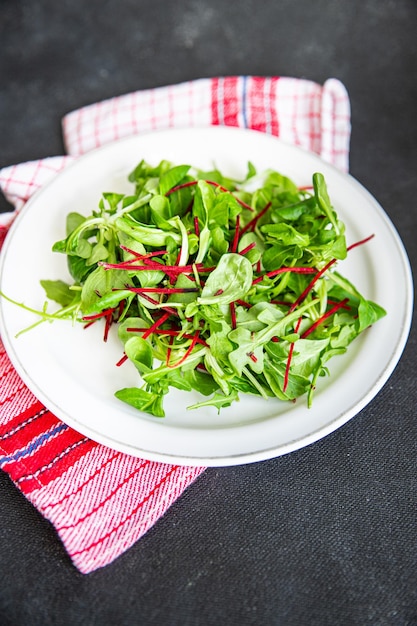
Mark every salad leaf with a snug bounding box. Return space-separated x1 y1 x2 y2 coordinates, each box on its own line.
40 279 77 307
17 158 386 417
198 253 253 305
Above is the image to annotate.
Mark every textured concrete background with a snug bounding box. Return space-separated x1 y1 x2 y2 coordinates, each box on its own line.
1 1 416 625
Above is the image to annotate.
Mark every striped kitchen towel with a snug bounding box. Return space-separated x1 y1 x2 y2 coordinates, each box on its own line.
0 76 351 574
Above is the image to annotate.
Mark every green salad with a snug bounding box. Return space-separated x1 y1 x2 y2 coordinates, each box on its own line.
25 160 387 416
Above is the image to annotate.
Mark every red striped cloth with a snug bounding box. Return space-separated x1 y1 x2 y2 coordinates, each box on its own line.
0 76 351 573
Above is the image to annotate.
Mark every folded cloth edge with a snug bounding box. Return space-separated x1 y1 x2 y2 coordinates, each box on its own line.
0 75 351 574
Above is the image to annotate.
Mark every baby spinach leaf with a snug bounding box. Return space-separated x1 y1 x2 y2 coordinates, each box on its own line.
199 253 253 305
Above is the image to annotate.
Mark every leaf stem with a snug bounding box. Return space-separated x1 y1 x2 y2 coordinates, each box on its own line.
283 317 302 392
300 298 349 338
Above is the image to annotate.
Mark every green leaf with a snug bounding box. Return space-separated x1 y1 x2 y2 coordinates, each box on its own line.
182 369 219 396
165 369 193 392
143 348 206 383
149 194 172 227
86 242 109 266
261 222 310 247
262 244 302 271
193 180 214 223
275 196 316 221
124 336 153 374
118 316 148 343
238 232 264 264
188 389 240 412
66 212 86 235
66 254 91 283
115 387 165 417
136 267 165 288
330 324 357 349
290 338 330 378
115 214 181 247
206 319 234 361
198 253 253 305
40 279 77 307
263 358 310 400
52 238 68 254
227 327 265 376
159 164 191 196
203 351 233 396
75 238 93 259
313 172 340 236
358 299 387 332
80 266 131 314
235 302 281 332
100 192 125 214
209 227 229 262
167 274 199 305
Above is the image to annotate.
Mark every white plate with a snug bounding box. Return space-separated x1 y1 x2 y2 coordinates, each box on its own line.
0 127 413 466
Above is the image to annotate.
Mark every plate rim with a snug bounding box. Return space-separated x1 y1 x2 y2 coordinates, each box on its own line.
0 126 414 466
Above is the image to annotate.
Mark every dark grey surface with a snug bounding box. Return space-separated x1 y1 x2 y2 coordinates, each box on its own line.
1 1 416 625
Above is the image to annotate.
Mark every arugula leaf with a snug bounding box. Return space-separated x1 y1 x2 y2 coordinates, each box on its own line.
227 326 265 375
188 389 240 412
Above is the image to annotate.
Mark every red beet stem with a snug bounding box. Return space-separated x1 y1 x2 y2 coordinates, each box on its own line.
127 286 199 294
230 214 241 253
240 201 272 235
141 311 171 340
300 298 350 339
253 266 316 285
239 242 257 256
230 301 237 329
